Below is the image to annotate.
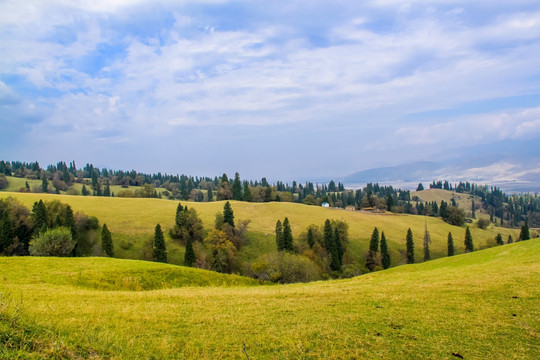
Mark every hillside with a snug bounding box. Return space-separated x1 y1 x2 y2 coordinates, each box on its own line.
0 192 519 267
0 192 519 268
1 240 539 359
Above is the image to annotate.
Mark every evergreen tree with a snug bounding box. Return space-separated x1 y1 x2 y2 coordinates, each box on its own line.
464 226 474 253
495 233 504 246
232 172 243 201
31 200 47 234
275 220 284 251
41 177 49 193
104 181 111 197
25 181 30 191
0 210 13 254
101 224 114 257
64 205 77 240
507 235 513 244
243 181 252 202
184 238 196 267
81 185 89 196
307 227 314 249
423 224 431 261
223 201 235 228
416 183 424 191
282 217 293 251
406 228 414 264
380 231 390 269
153 224 167 263
386 194 394 212
207 186 213 202
447 232 454 256
366 227 379 271
519 222 530 241
323 219 336 269
332 227 342 271
471 199 476 219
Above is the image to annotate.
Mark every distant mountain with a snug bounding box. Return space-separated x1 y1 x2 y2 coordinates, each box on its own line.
341 154 540 192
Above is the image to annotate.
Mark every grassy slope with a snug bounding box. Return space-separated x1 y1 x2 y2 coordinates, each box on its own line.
0 192 519 267
0 240 539 359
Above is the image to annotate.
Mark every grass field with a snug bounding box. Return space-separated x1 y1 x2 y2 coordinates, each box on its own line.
0 192 519 268
1 239 539 359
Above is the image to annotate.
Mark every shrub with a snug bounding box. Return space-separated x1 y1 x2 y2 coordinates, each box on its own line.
477 218 490 230
29 227 75 256
445 206 466 226
251 252 321 283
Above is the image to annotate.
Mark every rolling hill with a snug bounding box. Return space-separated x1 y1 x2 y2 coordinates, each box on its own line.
1 239 538 359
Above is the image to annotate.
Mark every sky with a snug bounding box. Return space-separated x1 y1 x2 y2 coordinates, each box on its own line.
1 0 540 181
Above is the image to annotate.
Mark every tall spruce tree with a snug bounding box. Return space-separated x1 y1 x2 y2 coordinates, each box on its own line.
366 227 379 271
184 238 196 267
81 185 89 196
464 226 474 253
101 224 114 257
243 181 252 202
496 233 504 246
153 224 167 263
41 177 48 193
307 227 315 249
471 199 476 219
31 200 47 234
447 232 454 256
223 201 235 228
519 222 530 241
232 172 243 201
406 228 414 264
275 220 284 251
380 231 390 269
423 224 431 261
0 210 13 254
507 235 513 244
323 219 336 269
282 217 293 251
332 227 342 271
64 205 77 240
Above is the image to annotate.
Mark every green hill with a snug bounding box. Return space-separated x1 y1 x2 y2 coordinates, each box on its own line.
0 192 519 268
1 240 539 359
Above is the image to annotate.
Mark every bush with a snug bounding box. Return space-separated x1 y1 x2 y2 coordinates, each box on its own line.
0 175 8 190
444 206 466 226
477 218 490 230
29 227 75 256
251 252 321 283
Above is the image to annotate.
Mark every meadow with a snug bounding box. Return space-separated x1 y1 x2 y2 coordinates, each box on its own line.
0 239 538 359
0 191 519 268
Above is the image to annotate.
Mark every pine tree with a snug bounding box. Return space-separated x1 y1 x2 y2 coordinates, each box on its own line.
406 228 414 264
307 227 314 249
104 181 111 197
333 227 342 271
101 224 114 257
464 226 474 253
41 177 48 193
0 210 14 254
243 181 252 202
519 222 530 241
386 194 394 212
423 223 431 261
81 185 89 196
447 232 454 256
64 205 77 240
232 172 243 201
380 231 390 269
471 199 476 219
495 233 504 246
223 201 235 228
282 217 293 251
275 220 284 251
507 235 513 244
31 200 47 234
366 227 379 271
323 219 337 269
153 224 167 263
184 238 196 267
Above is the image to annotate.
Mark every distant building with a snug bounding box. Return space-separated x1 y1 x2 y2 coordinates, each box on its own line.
321 202 330 208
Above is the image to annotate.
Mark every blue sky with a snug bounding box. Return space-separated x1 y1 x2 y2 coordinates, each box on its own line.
1 0 540 181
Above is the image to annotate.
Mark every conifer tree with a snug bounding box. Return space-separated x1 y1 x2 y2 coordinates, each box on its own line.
104 181 111 197
81 185 89 196
282 217 293 251
275 220 284 251
423 223 431 261
447 232 454 256
42 177 49 193
307 227 314 249
64 205 77 240
406 228 414 264
223 201 235 228
0 210 13 254
184 238 196 267
507 235 513 244
101 224 114 257
332 227 342 271
464 226 474 253
232 172 243 201
519 222 530 241
380 231 390 269
31 200 47 234
496 233 504 246
366 227 379 271
153 224 167 263
243 181 252 202
323 219 337 269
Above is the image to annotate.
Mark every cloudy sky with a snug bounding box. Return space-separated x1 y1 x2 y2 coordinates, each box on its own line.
1 0 540 181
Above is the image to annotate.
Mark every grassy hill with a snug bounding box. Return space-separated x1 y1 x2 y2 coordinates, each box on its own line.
0 192 519 268
1 240 539 359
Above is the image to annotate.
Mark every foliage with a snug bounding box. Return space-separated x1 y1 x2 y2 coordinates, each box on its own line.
519 222 530 241
170 205 204 244
101 224 114 257
282 217 293 251
307 227 314 249
406 228 414 264
380 231 390 269
447 232 454 256
29 227 75 256
464 226 474 253
444 206 466 226
153 224 167 263
477 218 490 229
366 227 379 271
423 224 431 261
495 233 504 246
251 251 320 283
223 201 234 228
275 219 283 251
184 238 196 267
205 229 237 273
507 235 514 244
